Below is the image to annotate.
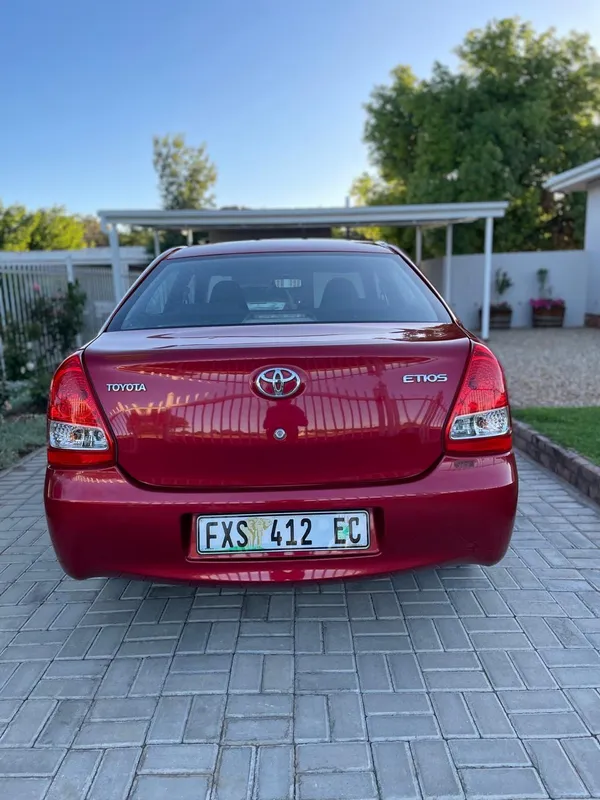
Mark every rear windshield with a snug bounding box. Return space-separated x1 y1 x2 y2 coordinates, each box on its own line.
108 251 450 331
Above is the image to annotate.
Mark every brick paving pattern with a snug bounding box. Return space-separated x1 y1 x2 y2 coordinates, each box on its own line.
0 451 600 799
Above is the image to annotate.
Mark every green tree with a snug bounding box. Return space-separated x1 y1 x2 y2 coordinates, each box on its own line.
153 134 217 211
79 215 108 247
0 204 38 251
78 217 152 249
0 203 86 251
349 173 414 251
29 206 85 250
152 134 217 249
119 227 153 248
359 18 600 255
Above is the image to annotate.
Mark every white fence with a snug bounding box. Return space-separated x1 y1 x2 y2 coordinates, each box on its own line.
421 250 591 331
0 247 150 344
1 246 594 351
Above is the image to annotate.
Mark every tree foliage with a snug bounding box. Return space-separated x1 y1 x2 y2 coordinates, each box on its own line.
0 205 38 251
0 203 86 251
29 207 86 250
153 134 217 211
152 134 218 250
119 227 154 248
350 173 413 249
78 217 152 250
79 215 108 248
358 18 600 255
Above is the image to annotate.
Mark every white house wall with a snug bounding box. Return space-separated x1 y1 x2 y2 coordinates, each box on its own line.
584 181 600 316
420 250 590 330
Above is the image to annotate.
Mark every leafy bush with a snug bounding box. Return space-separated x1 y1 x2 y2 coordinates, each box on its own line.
490 269 514 312
0 281 86 413
0 340 10 417
495 269 513 298
0 377 9 417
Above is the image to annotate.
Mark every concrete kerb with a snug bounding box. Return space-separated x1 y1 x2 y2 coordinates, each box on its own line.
513 419 600 506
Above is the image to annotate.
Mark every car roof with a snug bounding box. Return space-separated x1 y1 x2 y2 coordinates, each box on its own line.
166 238 391 259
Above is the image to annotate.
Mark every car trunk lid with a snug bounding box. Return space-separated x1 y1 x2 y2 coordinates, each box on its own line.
83 322 471 489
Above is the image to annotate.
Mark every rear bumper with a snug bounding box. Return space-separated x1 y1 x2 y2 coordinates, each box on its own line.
44 454 518 583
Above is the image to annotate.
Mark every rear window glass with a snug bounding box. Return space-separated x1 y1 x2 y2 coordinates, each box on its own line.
108 252 450 331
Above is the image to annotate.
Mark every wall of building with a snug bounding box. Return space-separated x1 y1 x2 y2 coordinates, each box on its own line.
420 249 590 330
584 181 600 319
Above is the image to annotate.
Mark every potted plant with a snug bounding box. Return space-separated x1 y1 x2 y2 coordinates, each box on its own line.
479 269 513 330
530 268 565 328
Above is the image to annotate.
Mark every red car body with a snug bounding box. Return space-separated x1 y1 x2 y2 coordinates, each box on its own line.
44 239 518 583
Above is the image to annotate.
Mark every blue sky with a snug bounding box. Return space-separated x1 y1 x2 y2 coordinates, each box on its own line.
1 0 599 215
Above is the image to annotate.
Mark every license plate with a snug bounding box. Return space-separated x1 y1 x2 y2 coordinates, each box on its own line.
196 511 370 554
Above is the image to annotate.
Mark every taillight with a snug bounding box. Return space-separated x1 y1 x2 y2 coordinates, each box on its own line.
47 354 115 467
445 343 512 455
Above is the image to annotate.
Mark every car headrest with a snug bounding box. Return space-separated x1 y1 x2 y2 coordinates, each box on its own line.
319 277 360 309
209 281 247 311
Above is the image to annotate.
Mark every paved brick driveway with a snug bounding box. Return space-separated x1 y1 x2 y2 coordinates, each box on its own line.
1 453 600 799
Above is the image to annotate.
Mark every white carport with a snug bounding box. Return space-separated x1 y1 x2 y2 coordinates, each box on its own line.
99 201 508 339
544 157 600 195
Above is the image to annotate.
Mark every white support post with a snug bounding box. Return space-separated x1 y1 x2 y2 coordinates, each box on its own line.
65 254 75 284
186 229 193 246
443 224 453 306
153 229 160 258
108 224 125 303
415 226 422 266
481 217 494 341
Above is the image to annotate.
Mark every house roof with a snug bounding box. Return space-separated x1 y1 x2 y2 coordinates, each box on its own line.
98 202 509 231
544 157 600 193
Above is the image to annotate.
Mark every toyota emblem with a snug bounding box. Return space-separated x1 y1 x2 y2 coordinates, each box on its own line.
254 368 301 399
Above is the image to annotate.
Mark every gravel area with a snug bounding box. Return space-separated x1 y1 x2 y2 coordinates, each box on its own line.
488 328 600 408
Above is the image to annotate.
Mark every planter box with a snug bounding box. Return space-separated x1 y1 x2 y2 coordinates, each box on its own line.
479 308 513 330
585 313 600 328
531 307 565 328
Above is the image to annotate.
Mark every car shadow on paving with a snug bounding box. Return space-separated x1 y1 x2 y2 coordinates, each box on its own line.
0 453 600 799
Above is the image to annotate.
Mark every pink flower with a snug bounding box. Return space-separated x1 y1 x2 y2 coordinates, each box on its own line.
32 283 41 293
529 298 566 310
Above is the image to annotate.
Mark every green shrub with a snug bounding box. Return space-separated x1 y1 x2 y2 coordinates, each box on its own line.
0 281 86 413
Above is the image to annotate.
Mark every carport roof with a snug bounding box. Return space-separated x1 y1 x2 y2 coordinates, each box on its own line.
544 157 600 193
98 201 508 231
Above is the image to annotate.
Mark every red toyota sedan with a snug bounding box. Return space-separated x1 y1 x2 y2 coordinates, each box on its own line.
44 239 517 583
